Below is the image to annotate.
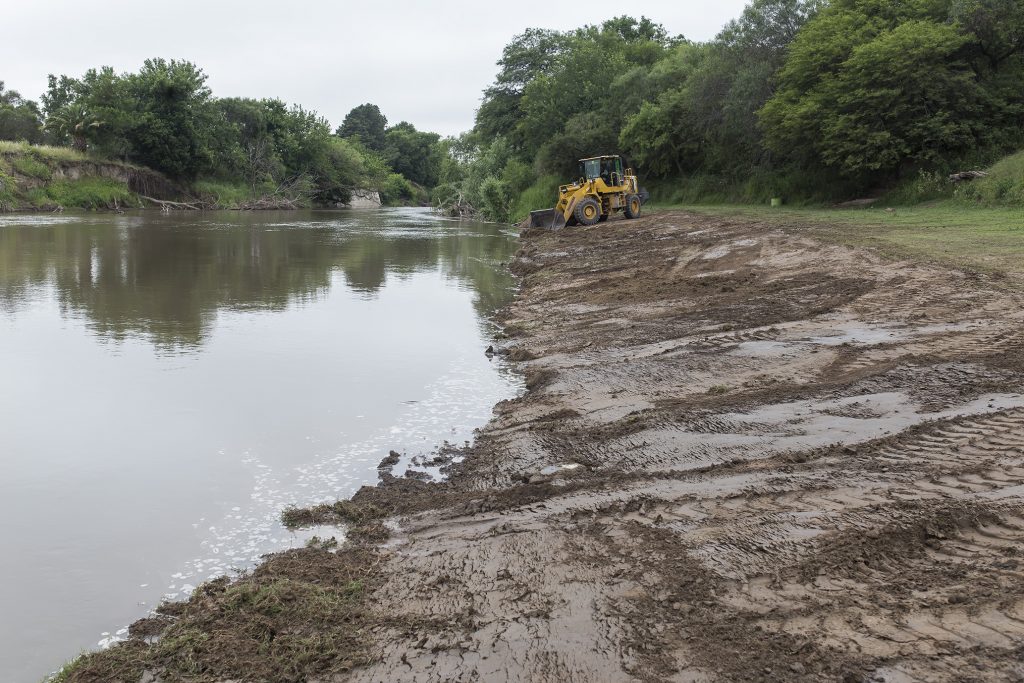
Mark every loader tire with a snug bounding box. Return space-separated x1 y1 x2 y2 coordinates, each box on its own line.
574 196 601 226
624 193 642 219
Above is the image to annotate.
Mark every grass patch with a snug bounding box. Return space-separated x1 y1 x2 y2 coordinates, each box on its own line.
11 155 52 180
62 547 379 683
0 140 89 163
0 169 16 211
955 149 1024 206
678 202 1024 282
192 179 255 208
44 177 138 209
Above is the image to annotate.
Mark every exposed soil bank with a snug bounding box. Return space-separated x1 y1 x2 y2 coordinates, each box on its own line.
67 210 1024 682
0 151 179 211
0 149 381 212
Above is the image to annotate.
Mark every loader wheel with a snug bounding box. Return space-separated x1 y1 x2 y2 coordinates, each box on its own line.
624 193 642 219
574 196 601 226
573 197 602 227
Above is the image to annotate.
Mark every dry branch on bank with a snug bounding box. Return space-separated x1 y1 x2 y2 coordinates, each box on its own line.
139 195 203 211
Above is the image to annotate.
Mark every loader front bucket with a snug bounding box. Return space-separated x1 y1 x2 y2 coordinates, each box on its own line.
529 208 556 229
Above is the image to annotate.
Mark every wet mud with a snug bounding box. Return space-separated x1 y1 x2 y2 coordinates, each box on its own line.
347 211 1024 682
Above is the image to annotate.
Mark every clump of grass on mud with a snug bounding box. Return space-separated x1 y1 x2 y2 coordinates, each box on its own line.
45 655 86 683
281 499 386 529
58 547 379 683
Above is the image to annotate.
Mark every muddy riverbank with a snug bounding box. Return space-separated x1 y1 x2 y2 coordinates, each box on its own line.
67 210 1024 682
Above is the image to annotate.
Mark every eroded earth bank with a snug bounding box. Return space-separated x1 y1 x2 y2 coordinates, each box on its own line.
72 210 1024 682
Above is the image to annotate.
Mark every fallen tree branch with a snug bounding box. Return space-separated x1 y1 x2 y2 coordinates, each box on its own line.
949 170 988 183
139 195 203 210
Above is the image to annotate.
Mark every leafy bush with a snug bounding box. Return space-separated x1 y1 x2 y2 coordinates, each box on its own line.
511 174 562 222
380 173 414 205
478 176 511 222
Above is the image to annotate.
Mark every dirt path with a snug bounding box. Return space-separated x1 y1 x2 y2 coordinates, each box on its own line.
344 210 1024 682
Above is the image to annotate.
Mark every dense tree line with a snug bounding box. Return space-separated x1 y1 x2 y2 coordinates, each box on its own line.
6 1 1024 216
1 61 443 205
439 0 1024 220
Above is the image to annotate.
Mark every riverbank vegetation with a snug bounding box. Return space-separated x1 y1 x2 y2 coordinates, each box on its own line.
434 1 1024 222
1 63 443 210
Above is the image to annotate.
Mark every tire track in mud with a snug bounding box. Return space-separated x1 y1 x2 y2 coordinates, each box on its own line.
837 325 1024 374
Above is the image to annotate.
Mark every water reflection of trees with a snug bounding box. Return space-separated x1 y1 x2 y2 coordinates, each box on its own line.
0 211 516 347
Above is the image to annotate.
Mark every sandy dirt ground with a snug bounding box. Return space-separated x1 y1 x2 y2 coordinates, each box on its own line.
332 209 1024 683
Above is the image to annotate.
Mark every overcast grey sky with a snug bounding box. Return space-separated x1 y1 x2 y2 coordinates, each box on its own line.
2 1 750 136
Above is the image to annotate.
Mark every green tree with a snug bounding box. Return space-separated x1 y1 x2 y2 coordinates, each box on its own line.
336 103 388 152
759 0 1018 179
122 59 218 179
0 82 44 143
384 122 442 187
618 1 821 180
949 0 1024 73
43 103 103 152
476 28 570 150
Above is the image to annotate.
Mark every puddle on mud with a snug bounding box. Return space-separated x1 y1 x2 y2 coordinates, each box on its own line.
808 326 907 346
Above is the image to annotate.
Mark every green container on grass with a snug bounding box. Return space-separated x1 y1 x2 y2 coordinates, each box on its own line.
770 197 783 208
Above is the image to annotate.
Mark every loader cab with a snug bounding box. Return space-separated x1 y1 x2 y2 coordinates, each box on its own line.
579 155 625 186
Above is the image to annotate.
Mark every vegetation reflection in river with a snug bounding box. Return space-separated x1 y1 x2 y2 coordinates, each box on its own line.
0 208 516 349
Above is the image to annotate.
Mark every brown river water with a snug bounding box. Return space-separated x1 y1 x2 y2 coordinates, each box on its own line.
0 207 521 682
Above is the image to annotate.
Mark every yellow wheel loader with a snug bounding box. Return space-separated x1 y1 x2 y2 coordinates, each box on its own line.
529 155 647 230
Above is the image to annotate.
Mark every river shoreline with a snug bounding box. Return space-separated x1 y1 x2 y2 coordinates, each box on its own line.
0 147 390 213
63 209 1024 682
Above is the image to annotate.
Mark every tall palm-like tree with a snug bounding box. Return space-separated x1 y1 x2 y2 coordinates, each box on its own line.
45 104 103 153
